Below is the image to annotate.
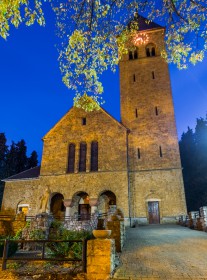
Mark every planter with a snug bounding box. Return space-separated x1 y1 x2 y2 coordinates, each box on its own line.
92 229 111 239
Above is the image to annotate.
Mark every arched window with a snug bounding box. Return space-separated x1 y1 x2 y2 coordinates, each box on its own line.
146 48 150 57
67 143 75 173
91 141 98 171
134 48 138 59
128 48 138 60
79 142 87 172
145 43 156 57
129 51 133 60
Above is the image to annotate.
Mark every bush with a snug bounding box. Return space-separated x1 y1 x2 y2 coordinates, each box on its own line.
0 237 18 257
46 228 92 259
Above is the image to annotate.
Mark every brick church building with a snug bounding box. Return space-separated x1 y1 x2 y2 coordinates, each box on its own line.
2 16 187 225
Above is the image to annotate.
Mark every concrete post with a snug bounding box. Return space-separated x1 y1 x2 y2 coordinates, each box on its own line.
87 239 115 280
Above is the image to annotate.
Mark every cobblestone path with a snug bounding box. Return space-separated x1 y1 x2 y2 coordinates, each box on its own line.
113 224 207 280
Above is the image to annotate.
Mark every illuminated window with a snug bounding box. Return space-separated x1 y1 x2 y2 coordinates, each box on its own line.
159 146 163 157
91 141 98 171
67 143 75 173
79 142 87 172
18 204 29 215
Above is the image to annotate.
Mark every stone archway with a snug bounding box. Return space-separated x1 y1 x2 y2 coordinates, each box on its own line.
72 191 91 220
98 190 117 214
50 193 65 218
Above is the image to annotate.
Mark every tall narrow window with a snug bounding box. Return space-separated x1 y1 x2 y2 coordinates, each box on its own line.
133 74 136 82
82 118 86 125
159 146 163 157
137 148 141 159
67 144 75 173
91 141 98 171
134 49 138 59
146 48 150 57
129 51 133 60
152 71 155 79
79 142 87 172
155 106 158 115
152 47 155 56
135 108 138 118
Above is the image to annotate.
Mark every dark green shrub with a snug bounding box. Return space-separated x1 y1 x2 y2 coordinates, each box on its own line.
0 238 18 257
46 229 92 259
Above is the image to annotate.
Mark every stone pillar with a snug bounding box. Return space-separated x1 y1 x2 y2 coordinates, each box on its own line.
86 142 91 172
64 199 73 219
89 198 98 215
107 219 125 252
75 144 80 173
87 239 115 280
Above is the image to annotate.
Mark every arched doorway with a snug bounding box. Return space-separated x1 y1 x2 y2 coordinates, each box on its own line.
50 193 65 218
98 190 116 214
72 192 91 220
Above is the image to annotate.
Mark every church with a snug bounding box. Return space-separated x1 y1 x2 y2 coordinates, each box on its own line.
1 16 187 225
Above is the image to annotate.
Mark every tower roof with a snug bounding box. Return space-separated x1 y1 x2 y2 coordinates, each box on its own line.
128 13 164 31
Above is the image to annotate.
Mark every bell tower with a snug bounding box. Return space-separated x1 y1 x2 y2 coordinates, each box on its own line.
119 15 187 224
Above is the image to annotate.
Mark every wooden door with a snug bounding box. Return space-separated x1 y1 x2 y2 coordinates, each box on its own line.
79 204 91 220
148 201 160 224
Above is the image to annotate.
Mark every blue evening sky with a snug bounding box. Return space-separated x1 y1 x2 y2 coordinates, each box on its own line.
0 7 207 161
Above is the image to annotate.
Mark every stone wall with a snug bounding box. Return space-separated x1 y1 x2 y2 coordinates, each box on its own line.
131 165 186 223
2 171 129 217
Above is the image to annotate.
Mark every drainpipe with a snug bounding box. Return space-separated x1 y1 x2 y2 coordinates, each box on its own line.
126 129 132 227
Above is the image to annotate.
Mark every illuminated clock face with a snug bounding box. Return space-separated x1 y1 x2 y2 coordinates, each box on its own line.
132 32 149 46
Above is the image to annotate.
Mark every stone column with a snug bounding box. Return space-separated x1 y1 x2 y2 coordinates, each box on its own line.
87 239 115 280
64 199 73 219
86 142 91 172
89 198 98 214
75 144 80 173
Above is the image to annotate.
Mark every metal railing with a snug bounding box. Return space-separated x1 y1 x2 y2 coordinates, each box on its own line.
1 239 87 272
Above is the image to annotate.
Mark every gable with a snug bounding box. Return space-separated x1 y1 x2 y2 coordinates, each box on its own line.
43 106 127 141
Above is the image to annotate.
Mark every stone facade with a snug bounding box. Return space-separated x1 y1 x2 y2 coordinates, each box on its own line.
1 18 187 225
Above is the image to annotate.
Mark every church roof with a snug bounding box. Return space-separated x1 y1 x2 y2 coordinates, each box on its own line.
128 14 164 31
3 166 40 181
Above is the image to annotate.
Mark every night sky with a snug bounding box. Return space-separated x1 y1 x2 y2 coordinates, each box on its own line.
0 8 207 161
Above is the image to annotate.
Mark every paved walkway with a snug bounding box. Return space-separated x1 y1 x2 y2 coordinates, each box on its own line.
113 224 207 280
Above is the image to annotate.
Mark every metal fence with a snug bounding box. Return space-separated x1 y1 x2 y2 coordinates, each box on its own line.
1 239 87 271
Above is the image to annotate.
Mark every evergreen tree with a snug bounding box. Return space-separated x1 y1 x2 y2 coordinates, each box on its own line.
0 133 8 179
5 141 18 177
179 116 207 212
15 139 28 173
27 151 38 168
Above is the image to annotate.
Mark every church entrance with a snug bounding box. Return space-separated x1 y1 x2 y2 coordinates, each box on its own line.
50 193 65 219
148 201 160 224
